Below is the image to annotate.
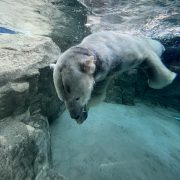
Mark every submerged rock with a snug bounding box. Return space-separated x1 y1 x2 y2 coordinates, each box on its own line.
51 102 180 180
50 0 90 51
0 34 64 179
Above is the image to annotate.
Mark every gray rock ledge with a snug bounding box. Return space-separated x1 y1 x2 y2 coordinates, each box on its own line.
0 34 64 179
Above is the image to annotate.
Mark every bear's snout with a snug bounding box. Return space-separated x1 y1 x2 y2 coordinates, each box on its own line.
69 108 82 120
76 110 88 124
68 105 88 124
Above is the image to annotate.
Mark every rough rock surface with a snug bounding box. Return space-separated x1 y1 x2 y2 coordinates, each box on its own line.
51 102 180 180
79 0 180 111
0 0 54 35
0 0 90 51
0 34 64 179
0 0 91 179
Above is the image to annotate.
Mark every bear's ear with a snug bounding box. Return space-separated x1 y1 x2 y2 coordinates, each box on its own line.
80 56 96 74
50 63 56 71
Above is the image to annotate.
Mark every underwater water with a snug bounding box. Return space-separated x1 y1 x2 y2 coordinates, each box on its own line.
82 0 180 40
51 102 180 180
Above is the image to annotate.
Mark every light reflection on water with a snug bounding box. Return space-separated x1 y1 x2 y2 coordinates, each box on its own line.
81 0 180 40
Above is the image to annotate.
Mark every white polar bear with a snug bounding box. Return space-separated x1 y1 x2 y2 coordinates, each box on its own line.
51 31 176 124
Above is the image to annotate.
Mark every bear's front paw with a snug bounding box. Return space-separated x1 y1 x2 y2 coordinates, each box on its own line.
50 64 56 70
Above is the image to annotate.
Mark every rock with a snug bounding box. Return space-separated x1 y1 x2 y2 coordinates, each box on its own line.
51 102 180 180
0 34 64 179
36 167 65 180
0 0 54 35
0 1 92 179
0 0 90 51
0 34 64 120
0 115 46 180
136 69 180 112
105 70 137 105
50 0 90 51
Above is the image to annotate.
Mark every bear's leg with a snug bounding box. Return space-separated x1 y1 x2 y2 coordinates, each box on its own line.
87 77 112 108
145 52 177 89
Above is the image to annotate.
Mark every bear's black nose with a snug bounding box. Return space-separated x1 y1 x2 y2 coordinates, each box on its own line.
70 113 80 120
69 108 82 120
83 111 88 120
76 111 88 124
74 115 80 120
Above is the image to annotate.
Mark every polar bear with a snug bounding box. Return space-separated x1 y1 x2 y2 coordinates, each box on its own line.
50 31 176 124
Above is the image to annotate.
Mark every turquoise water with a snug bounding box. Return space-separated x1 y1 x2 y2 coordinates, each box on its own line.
49 1 180 179
51 102 180 180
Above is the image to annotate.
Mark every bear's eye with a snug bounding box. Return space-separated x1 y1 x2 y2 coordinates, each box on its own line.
76 97 80 101
65 85 71 94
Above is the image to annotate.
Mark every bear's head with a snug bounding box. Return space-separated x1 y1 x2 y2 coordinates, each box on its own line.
51 48 96 124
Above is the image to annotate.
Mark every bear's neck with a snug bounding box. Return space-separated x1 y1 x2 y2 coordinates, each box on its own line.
91 49 109 82
85 47 114 82
71 46 111 82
